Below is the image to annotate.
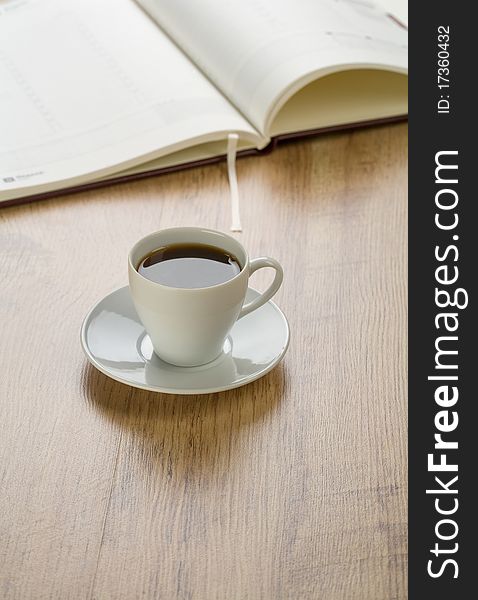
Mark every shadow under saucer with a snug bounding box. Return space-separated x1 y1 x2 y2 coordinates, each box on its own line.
81 361 287 478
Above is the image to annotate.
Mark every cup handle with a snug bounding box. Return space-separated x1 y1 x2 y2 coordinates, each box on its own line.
239 257 283 319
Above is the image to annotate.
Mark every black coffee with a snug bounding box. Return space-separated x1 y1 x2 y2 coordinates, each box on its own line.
137 243 241 288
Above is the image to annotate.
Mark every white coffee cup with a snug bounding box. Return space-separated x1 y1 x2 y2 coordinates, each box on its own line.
128 227 283 367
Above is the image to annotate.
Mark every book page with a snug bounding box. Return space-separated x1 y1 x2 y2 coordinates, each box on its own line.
0 0 261 201
269 69 407 136
379 0 408 26
138 0 407 134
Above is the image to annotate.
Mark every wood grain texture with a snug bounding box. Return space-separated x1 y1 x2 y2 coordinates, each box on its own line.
0 124 408 600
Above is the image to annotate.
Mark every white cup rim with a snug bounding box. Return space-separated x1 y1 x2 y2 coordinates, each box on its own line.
128 227 249 293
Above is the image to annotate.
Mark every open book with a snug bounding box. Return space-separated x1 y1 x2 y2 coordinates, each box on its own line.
0 0 407 206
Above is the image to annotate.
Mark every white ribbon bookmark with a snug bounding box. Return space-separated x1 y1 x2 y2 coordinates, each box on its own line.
227 133 242 232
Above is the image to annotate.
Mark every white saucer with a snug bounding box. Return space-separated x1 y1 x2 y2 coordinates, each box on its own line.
80 286 289 395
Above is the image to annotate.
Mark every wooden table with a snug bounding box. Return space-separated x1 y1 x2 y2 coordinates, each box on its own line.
0 124 408 600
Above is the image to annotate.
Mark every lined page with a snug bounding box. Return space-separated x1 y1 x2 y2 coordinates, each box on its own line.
0 0 260 200
138 0 407 134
